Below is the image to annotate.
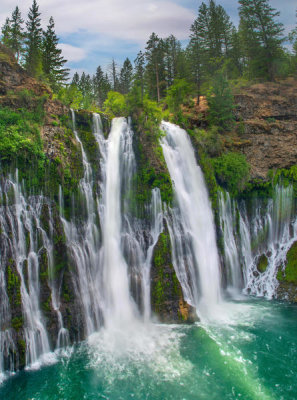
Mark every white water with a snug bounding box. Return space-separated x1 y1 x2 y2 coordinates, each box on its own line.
161 121 222 319
60 111 102 335
100 117 137 326
218 185 297 298
0 173 56 372
218 192 243 295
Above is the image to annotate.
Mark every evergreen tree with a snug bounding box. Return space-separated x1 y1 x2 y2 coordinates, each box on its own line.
93 65 111 106
239 0 284 80
289 11 297 56
1 18 12 48
109 59 120 91
71 72 80 86
145 33 165 101
163 35 183 87
186 38 203 103
10 7 24 61
207 73 235 131
42 16 69 89
25 0 43 77
189 1 233 78
134 51 145 100
119 58 133 94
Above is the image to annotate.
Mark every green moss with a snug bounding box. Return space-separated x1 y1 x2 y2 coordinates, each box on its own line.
11 316 23 331
277 242 297 285
42 295 52 313
153 233 169 268
7 262 21 306
17 339 26 366
257 254 268 273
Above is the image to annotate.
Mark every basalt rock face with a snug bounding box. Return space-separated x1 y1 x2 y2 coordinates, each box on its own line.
234 79 297 180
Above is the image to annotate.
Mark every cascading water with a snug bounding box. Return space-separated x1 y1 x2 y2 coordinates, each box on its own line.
0 173 57 373
243 185 297 297
100 117 138 326
218 185 297 298
93 113 163 322
60 111 102 335
161 121 222 318
218 192 243 295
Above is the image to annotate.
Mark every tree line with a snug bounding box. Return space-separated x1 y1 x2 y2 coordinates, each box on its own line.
1 0 297 109
1 0 69 90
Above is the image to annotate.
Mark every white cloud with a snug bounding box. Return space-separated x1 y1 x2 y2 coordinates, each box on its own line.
59 43 87 62
0 0 195 43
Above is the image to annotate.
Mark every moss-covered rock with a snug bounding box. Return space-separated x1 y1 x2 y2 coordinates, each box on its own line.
257 254 268 273
150 226 197 323
277 242 297 302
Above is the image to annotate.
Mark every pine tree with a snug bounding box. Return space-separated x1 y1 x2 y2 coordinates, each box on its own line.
289 11 297 56
163 35 183 87
189 1 233 78
109 59 120 91
145 33 165 101
1 18 12 48
25 0 43 77
119 58 133 94
239 0 284 80
134 51 145 100
42 16 69 89
207 73 235 131
71 72 80 86
10 7 24 61
93 65 111 106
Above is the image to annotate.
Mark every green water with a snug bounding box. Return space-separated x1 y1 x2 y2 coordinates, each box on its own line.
1 299 296 400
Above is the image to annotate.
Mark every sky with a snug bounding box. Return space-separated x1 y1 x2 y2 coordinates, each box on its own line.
0 0 296 77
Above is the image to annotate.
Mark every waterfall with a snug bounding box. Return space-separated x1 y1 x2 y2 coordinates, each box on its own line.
61 113 163 332
60 111 102 335
161 121 221 318
100 117 137 326
218 192 243 295
243 185 297 298
0 173 57 372
218 185 297 299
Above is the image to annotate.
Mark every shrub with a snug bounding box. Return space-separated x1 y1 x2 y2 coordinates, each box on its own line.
207 74 235 131
103 91 128 118
212 152 250 196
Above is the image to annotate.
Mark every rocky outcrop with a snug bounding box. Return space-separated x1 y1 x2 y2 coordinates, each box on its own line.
234 79 297 179
277 241 297 302
150 225 197 323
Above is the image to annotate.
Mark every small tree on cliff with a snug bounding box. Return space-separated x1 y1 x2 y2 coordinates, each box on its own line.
206 74 235 131
25 0 43 77
1 18 12 48
42 16 69 90
10 7 25 61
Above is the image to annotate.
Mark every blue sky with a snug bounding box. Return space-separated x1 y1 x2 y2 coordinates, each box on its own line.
1 0 296 77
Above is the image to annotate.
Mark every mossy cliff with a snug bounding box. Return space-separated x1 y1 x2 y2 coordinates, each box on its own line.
277 242 297 302
150 225 197 323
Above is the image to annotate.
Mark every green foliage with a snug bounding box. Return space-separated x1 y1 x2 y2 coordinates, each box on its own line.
191 126 223 157
207 74 235 131
165 79 192 123
56 85 84 109
269 165 297 197
103 91 128 118
1 7 24 61
212 152 250 196
42 16 69 90
25 0 43 78
277 242 297 285
239 0 285 80
0 106 44 166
